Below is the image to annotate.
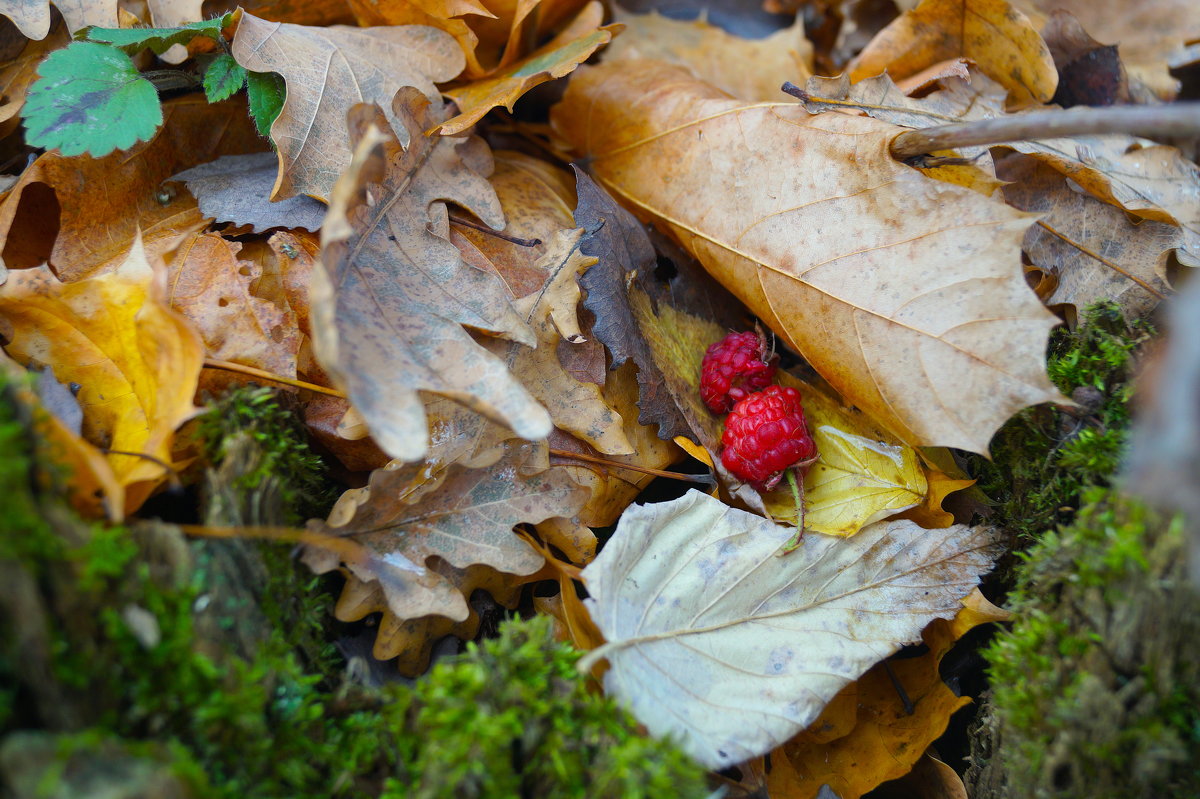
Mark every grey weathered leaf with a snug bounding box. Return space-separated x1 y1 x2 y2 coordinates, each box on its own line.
580 490 1000 768
171 153 327 233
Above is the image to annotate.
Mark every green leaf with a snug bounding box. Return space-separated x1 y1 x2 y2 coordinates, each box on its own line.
80 15 232 55
23 41 163 158
246 71 285 139
203 54 246 103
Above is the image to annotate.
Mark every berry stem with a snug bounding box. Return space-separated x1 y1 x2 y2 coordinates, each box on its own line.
781 468 806 553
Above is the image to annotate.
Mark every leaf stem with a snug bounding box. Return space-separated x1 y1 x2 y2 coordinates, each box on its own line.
780 468 805 553
887 103 1200 161
202 359 348 398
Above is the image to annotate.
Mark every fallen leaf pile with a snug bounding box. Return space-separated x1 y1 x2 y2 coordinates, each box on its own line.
2 0 1197 794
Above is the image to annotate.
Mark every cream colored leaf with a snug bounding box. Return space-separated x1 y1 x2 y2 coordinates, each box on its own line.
579 490 1000 768
313 90 550 462
605 7 812 102
553 61 1063 455
231 13 464 202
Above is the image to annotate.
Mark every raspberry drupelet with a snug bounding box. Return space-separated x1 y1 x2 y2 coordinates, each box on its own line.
699 330 777 414
720 385 817 491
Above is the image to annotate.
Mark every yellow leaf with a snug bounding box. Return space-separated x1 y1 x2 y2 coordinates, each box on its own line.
0 235 204 517
439 1 619 135
763 372 928 537
849 0 1057 106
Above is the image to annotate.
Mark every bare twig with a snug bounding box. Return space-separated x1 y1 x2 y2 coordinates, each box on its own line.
203 359 348 398
549 447 715 485
448 214 542 247
888 103 1200 161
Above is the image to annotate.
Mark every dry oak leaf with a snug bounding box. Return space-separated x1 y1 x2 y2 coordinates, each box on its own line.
605 6 813 102
998 154 1177 319
799 70 1200 268
164 231 301 378
624 289 933 535
486 227 633 455
305 440 587 630
849 0 1058 106
0 95 263 284
312 90 550 462
578 489 1001 768
452 149 578 299
553 61 1063 455
439 1 619 135
232 0 357 26
766 589 1011 799
0 0 117 39
230 12 464 202
0 234 203 518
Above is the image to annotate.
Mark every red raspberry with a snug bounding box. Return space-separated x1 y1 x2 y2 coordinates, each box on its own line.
721 385 817 490
700 330 777 413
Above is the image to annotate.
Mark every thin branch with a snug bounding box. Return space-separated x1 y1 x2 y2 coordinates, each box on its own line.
448 214 542 247
203 359 348 398
888 103 1200 161
549 447 715 485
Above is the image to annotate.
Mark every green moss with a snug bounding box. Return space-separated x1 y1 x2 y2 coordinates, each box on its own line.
984 488 1200 797
197 385 336 525
1 376 707 798
969 301 1154 543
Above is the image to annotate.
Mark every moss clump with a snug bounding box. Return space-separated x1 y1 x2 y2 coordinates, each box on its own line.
401 615 709 799
1 378 708 799
197 384 336 525
970 301 1153 543
981 488 1200 798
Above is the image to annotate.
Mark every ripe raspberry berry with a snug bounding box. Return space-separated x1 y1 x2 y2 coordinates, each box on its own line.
699 330 777 414
721 385 817 491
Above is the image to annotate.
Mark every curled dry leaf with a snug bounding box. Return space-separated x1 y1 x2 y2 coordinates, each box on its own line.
997 154 1177 319
0 95 263 284
573 167 690 440
1023 0 1200 98
303 441 587 643
164 231 301 378
487 227 634 455
766 589 1011 799
439 1 619 135
578 490 1001 768
312 89 551 462
230 12 464 202
0 235 203 518
849 0 1057 106
553 61 1063 455
0 0 118 39
605 7 813 102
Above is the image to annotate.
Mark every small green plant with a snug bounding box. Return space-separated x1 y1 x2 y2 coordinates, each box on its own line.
23 15 285 157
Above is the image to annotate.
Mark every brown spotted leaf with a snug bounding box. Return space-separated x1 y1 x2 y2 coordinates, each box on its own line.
554 61 1063 455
